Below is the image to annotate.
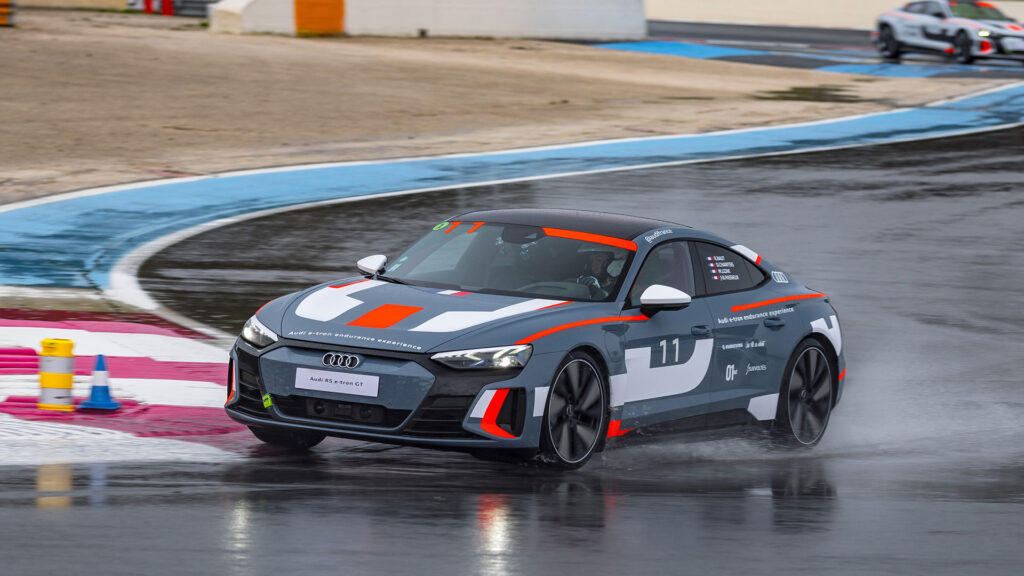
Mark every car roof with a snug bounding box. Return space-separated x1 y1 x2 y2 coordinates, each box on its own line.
449 209 685 240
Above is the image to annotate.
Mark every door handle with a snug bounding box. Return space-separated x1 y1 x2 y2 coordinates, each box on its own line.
764 317 786 328
691 325 711 337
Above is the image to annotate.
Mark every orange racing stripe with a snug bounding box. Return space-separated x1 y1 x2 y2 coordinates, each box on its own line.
347 304 423 329
730 293 826 313
542 227 637 252
480 389 516 439
516 315 648 345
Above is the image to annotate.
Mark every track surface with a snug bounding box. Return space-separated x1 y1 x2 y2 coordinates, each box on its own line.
641 20 1024 78
5 128 1010 575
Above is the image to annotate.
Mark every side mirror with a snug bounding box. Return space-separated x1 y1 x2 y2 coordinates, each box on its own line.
357 254 387 277
639 284 691 317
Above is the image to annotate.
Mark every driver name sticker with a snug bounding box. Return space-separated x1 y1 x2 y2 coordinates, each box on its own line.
295 367 380 398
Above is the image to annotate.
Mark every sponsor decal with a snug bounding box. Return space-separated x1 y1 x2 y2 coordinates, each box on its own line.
644 229 673 243
725 364 738 381
286 330 423 351
721 343 743 350
745 340 765 349
745 363 767 375
771 271 789 284
716 306 796 325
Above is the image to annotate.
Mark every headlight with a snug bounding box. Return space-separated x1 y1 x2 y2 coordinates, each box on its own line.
241 315 278 348
431 345 532 370
979 30 991 37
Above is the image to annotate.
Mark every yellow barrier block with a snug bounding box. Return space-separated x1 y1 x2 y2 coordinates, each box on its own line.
39 338 75 411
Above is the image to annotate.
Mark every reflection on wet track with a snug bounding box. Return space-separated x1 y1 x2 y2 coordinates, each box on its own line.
7 129 1023 574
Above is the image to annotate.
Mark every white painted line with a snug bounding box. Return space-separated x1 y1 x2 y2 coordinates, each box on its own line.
0 327 228 363
108 119 1024 319
5 81 1012 218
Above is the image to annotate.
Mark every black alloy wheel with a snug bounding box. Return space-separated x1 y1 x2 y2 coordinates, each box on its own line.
774 339 834 447
539 351 609 469
955 31 975 64
879 25 902 60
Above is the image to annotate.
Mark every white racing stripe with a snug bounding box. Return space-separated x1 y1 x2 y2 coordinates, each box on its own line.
611 339 715 407
411 299 563 333
294 280 385 322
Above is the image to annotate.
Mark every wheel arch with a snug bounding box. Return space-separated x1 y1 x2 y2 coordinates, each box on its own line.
799 331 840 407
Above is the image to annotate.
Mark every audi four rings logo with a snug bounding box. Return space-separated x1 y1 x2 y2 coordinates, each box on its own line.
322 353 361 369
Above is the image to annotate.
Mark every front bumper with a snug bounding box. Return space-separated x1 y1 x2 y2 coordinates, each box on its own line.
225 337 560 450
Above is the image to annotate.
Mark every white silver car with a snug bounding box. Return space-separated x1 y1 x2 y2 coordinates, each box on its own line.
876 1 1024 64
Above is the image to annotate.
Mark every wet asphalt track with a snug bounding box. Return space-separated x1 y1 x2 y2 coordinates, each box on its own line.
2 129 1020 575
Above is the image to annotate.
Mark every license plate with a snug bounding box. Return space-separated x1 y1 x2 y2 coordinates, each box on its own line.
295 367 379 398
1004 37 1024 52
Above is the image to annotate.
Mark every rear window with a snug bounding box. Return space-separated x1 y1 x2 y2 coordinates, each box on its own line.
694 242 765 295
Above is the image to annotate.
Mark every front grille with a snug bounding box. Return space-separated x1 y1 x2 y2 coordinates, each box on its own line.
403 395 476 438
276 396 411 428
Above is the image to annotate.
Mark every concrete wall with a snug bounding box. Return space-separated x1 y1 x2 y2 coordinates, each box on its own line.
21 0 125 8
645 0 1024 30
345 0 645 39
211 0 646 38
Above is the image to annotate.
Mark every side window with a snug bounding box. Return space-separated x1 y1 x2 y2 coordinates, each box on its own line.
904 3 922 14
924 1 945 17
628 241 694 307
694 243 765 295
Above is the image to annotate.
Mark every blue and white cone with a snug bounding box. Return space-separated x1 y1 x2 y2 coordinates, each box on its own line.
79 355 120 410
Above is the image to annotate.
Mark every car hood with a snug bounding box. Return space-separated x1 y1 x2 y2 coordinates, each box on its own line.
270 278 610 354
979 20 1024 34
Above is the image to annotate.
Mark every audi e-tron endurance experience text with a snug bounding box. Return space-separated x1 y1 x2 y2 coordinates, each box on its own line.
226 209 845 469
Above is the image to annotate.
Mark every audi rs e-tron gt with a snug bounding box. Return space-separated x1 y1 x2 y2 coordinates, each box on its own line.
226 209 846 469
877 1 1024 64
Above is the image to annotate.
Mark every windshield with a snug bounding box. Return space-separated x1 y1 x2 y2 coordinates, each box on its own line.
384 221 636 302
951 2 1011 20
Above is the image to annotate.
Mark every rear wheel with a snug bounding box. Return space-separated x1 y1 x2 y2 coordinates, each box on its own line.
773 339 834 447
954 31 975 64
248 425 325 450
878 25 903 60
537 351 609 469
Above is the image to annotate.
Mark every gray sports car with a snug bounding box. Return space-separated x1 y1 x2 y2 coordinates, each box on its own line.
226 209 846 468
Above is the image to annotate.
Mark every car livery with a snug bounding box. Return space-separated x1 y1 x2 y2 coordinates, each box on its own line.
876 1 1024 64
226 209 846 469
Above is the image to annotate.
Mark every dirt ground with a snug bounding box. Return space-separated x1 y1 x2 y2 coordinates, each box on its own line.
0 9 1006 204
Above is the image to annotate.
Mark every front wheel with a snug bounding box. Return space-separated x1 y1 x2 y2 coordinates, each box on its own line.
773 339 835 447
249 425 326 450
878 25 903 60
537 351 609 469
954 31 975 64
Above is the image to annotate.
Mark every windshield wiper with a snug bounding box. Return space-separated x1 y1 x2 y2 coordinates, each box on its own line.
375 274 408 285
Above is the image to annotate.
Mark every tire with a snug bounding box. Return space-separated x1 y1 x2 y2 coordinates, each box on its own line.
772 339 835 447
249 425 326 450
954 31 975 64
537 350 609 469
878 25 903 60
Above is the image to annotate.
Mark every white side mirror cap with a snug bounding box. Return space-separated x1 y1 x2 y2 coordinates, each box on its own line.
357 254 388 276
640 284 691 307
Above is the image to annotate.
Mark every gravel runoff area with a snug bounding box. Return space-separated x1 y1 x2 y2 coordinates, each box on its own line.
0 9 1009 204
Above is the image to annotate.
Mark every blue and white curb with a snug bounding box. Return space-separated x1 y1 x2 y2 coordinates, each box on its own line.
1 82 1023 300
